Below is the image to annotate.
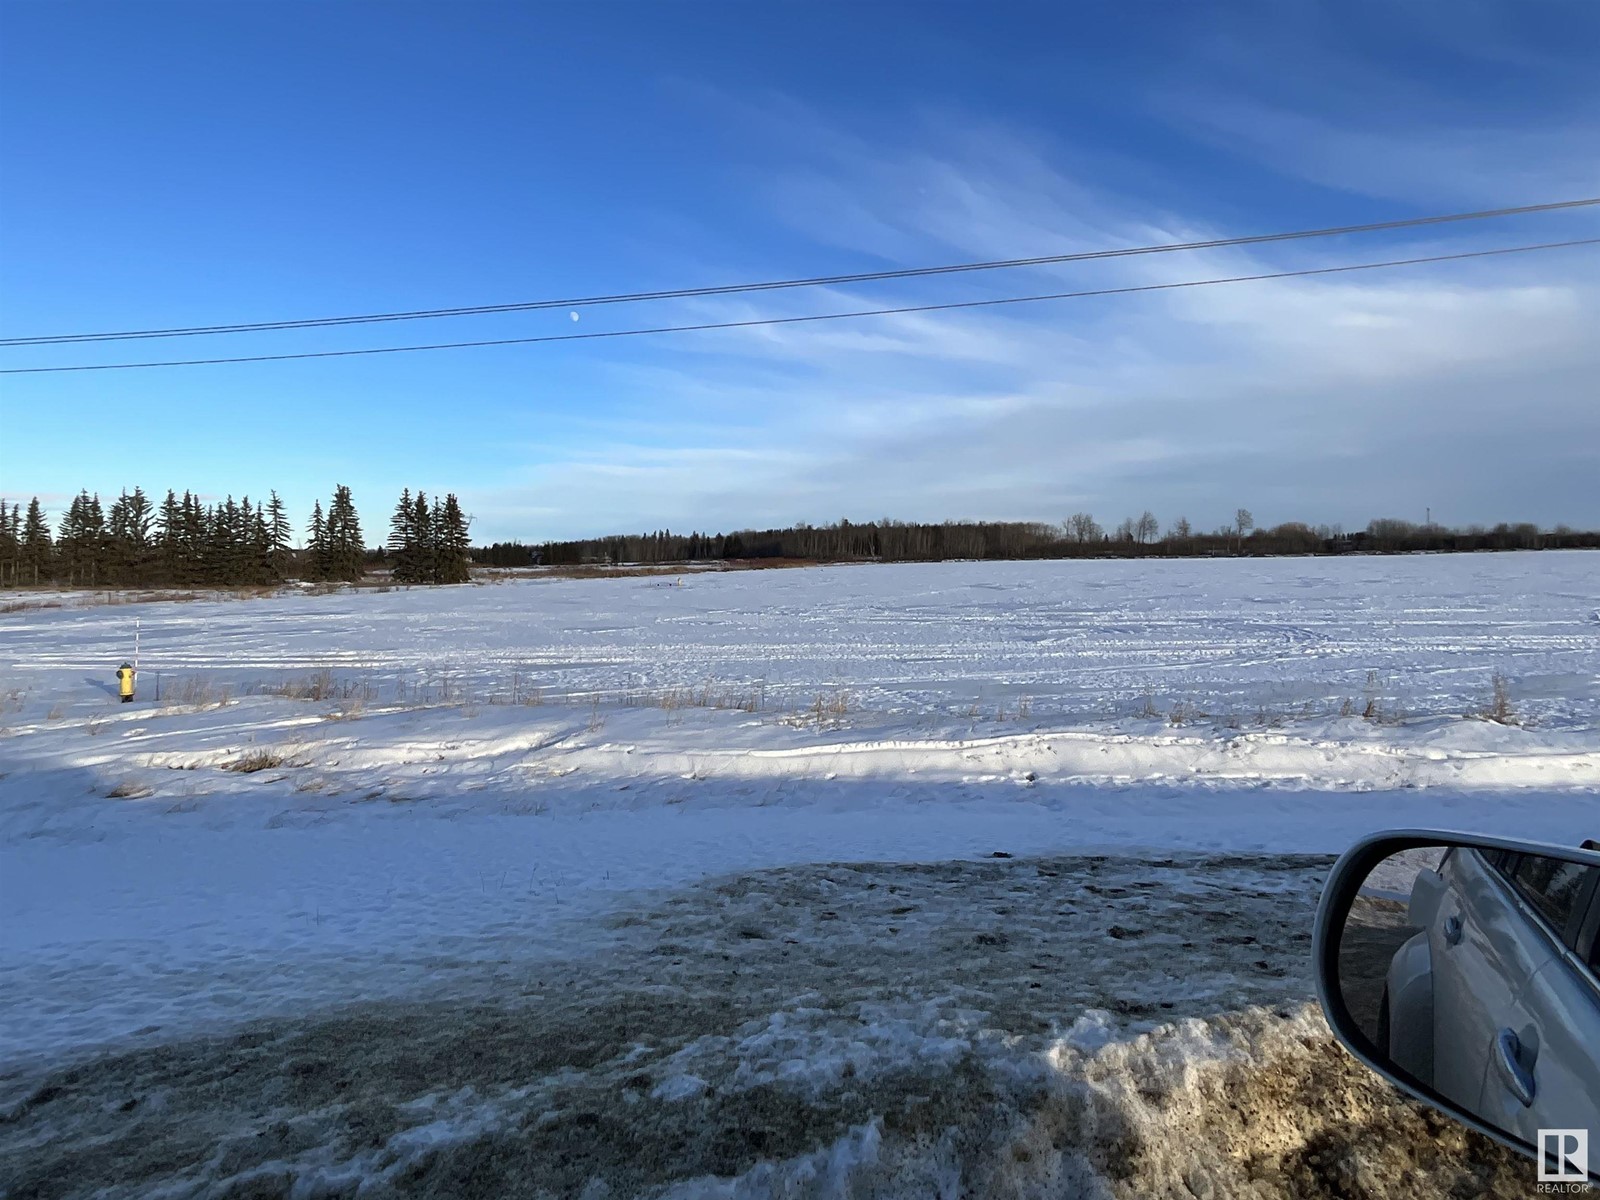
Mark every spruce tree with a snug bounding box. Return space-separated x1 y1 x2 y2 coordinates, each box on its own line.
307 501 328 581
83 493 107 586
20 499 52 585
107 493 133 585
156 491 182 584
57 491 107 586
105 489 153 586
127 488 153 584
265 491 292 578
324 485 365 582
388 488 418 583
56 495 81 585
411 491 434 583
434 494 472 584
179 491 206 585
0 503 17 586
227 499 249 585
201 501 226 585
251 501 274 583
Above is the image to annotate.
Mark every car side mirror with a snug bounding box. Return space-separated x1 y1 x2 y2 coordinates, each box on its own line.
1314 831 1600 1184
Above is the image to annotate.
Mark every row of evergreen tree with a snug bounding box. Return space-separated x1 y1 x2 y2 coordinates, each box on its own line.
0 489 295 588
303 486 367 583
386 489 472 585
0 486 470 588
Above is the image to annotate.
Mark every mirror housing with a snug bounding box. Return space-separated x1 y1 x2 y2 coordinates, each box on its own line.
1314 830 1600 1182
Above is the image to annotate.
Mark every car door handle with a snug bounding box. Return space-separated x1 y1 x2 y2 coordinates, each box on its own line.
1494 1029 1536 1107
1442 915 1463 945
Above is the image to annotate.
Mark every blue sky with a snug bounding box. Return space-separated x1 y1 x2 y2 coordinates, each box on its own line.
2 0 1597 542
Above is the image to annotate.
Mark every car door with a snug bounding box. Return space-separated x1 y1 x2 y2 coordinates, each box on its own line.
1427 849 1548 1118
1476 856 1600 1143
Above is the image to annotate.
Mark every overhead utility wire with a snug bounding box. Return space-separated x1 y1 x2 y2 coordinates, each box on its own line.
3 197 1597 347
4 238 1593 375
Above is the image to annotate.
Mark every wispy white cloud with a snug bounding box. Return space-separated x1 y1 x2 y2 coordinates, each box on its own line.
465 68 1600 540
1166 99 1600 205
1144 3 1600 205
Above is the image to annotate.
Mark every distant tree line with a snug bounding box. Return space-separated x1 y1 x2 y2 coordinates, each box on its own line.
7 489 1590 588
478 511 1599 568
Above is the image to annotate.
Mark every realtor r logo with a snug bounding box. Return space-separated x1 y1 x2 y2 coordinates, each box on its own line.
1539 1129 1590 1186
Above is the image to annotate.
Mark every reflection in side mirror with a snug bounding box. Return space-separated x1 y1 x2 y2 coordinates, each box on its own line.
1316 833 1600 1184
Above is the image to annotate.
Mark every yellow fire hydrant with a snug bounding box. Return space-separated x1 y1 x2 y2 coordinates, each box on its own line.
116 662 136 703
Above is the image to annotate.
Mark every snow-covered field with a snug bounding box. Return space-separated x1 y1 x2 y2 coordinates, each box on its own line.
1 552 1595 1197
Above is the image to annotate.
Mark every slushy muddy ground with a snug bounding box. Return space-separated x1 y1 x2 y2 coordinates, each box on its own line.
1 854 1523 1199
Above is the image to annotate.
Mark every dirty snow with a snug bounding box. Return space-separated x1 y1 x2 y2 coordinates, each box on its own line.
0 854 1528 1198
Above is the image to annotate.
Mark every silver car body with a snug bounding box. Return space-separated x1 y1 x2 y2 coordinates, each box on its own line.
1385 847 1600 1137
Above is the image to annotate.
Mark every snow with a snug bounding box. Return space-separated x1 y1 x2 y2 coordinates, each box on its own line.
655 1120 885 1200
2 553 1596 1068
5 550 1597 725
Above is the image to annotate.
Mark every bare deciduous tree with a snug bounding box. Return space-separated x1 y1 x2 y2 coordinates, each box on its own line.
1135 511 1159 545
1063 512 1102 543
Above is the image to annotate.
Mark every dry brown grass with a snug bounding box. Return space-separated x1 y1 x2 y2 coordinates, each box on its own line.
160 676 232 709
484 681 546 707
1 588 269 613
226 748 304 774
484 558 822 582
1480 671 1518 725
618 680 767 714
0 598 63 614
796 686 853 728
327 693 368 722
256 670 377 706
131 590 204 605
106 779 155 799
266 669 338 702
1362 670 1383 721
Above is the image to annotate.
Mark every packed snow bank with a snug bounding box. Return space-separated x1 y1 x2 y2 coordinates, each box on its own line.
1 855 1526 1199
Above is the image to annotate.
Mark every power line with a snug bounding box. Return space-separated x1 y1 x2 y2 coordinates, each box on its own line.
2 237 1593 375
3 197 1596 347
